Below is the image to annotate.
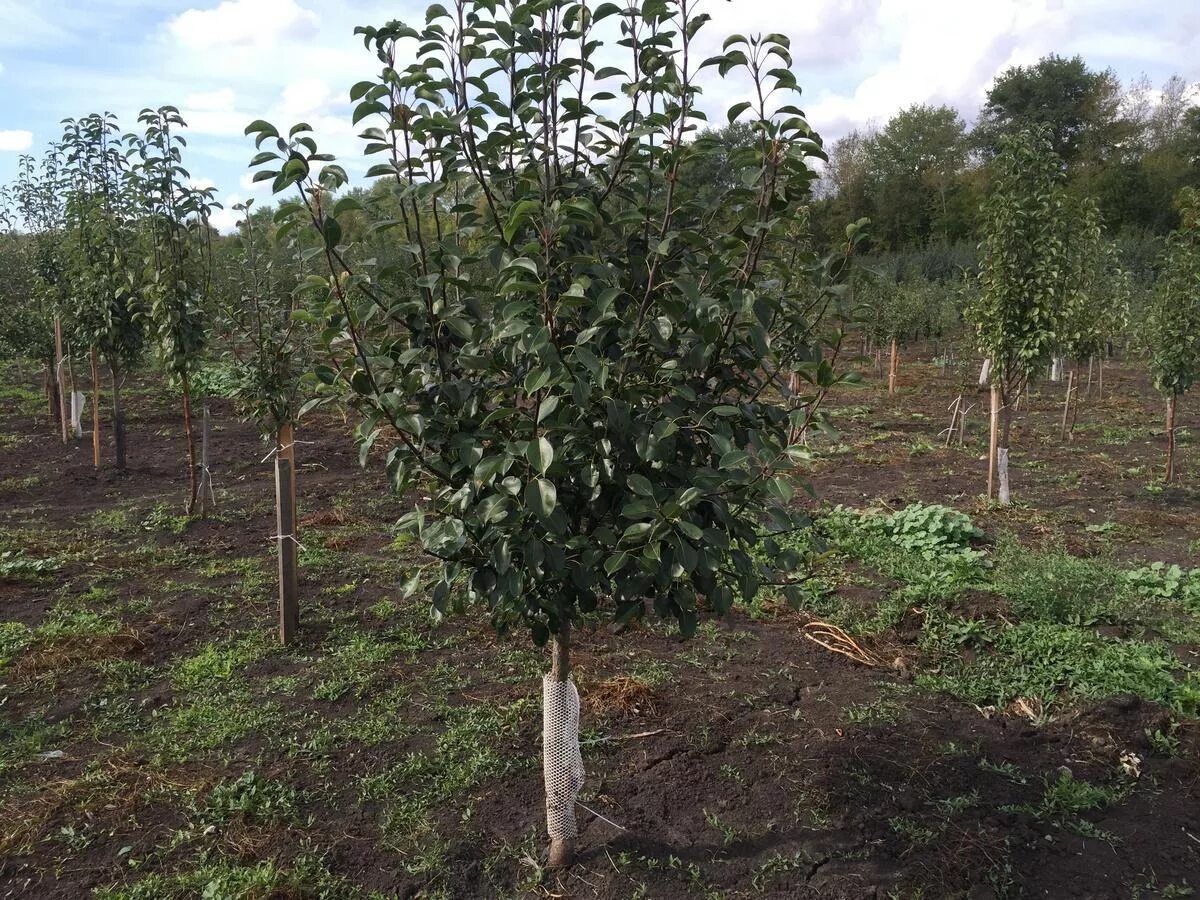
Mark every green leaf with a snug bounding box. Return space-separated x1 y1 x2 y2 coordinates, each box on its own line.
528 436 554 475
525 478 557 518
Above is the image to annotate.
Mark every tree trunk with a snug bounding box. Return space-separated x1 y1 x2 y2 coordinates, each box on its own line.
1085 355 1094 400
111 364 127 473
1097 358 1104 402
197 403 215 516
276 422 300 644
1060 369 1074 441
887 338 899 396
181 371 198 515
545 621 581 869
998 391 1014 506
45 359 60 424
90 347 101 469
54 317 68 443
1166 394 1177 483
988 384 1000 501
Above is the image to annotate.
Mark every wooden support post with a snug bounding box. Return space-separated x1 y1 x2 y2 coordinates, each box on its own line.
987 384 1000 500
276 422 300 644
54 317 68 443
90 347 101 468
1166 395 1177 484
888 338 899 396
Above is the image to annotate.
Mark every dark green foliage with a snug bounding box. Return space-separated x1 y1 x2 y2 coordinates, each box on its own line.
247 1 860 642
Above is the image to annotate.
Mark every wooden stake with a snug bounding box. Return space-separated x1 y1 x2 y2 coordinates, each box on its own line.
53 317 68 443
276 422 300 644
988 384 1000 500
1166 394 1177 483
888 337 899 396
90 347 101 468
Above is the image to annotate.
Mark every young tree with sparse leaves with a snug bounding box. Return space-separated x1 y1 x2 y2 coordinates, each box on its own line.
1149 187 1200 482
246 0 858 866
134 105 220 513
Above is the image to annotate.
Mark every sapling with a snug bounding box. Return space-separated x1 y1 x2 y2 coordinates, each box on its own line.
135 106 220 514
969 128 1072 504
61 113 147 472
219 200 312 642
246 0 857 865
1149 187 1200 482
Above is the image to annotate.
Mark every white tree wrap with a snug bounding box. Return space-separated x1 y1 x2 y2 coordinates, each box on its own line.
543 675 584 843
998 447 1011 505
70 390 87 438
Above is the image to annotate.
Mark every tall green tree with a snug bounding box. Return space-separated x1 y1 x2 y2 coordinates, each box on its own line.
968 128 1072 504
871 104 970 245
247 0 858 866
977 54 1129 167
1149 187 1200 482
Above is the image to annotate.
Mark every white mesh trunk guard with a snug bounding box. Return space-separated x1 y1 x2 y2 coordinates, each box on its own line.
543 675 584 842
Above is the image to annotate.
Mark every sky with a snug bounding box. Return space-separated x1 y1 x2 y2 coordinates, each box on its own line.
1 0 1197 232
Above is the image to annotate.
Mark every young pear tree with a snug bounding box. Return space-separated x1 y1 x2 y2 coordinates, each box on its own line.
246 0 857 866
135 106 220 513
1054 198 1129 438
61 113 147 473
1150 186 1200 482
969 128 1071 504
11 151 69 434
218 199 313 641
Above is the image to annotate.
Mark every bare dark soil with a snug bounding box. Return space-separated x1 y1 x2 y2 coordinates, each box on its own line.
1 354 1198 900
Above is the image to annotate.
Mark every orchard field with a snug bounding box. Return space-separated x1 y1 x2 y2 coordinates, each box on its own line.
1 351 1198 900
4 2 1200 899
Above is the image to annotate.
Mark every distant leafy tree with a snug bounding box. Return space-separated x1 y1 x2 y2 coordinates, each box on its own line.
246 0 858 866
968 128 1071 503
977 54 1129 166
1149 187 1200 482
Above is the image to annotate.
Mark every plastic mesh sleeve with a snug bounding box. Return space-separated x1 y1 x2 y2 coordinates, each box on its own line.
543 675 585 842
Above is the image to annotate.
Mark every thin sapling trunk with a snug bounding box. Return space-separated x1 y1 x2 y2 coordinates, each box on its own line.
888 337 899 396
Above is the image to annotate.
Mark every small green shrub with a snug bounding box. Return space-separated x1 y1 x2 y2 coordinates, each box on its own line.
0 549 61 579
883 503 982 554
1127 562 1200 605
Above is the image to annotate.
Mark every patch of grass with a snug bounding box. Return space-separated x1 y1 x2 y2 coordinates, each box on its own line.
311 632 397 701
990 540 1132 625
919 620 1200 715
171 633 275 693
194 770 299 828
845 696 903 726
358 698 532 874
139 502 191 535
94 853 371 900
0 621 32 669
1009 770 1124 839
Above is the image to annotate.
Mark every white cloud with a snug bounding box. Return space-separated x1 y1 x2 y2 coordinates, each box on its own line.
0 130 33 152
185 88 237 111
168 0 319 49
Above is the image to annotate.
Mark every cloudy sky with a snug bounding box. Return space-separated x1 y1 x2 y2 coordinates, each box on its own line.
1 0 1197 231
